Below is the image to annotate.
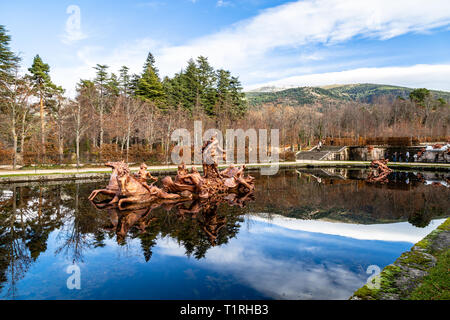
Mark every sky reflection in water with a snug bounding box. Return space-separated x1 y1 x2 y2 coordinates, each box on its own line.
0 168 448 300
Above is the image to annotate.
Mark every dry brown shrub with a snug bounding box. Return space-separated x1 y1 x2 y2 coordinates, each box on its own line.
0 142 13 165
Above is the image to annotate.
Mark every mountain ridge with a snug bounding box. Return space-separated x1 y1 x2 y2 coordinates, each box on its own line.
245 83 450 106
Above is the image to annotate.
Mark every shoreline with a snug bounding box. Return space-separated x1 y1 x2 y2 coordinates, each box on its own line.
350 218 450 300
0 160 449 184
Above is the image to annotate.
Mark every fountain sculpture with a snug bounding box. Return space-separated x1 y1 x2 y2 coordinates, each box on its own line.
89 135 255 209
366 159 393 183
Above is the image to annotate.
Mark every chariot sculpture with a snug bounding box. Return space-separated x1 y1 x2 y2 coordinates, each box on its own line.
89 134 255 209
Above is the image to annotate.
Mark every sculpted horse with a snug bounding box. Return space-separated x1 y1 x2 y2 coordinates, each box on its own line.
89 155 255 209
88 161 125 203
116 164 181 209
221 164 255 192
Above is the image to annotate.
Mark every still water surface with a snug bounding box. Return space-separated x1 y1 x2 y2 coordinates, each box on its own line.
0 168 448 300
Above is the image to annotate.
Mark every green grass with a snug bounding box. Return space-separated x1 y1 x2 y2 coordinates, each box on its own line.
351 218 450 300
352 265 403 300
409 249 450 300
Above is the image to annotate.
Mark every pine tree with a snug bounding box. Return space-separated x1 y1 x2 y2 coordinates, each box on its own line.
129 73 140 96
182 58 200 113
215 69 232 119
196 56 217 115
229 76 247 117
143 52 159 77
163 74 187 109
94 64 109 149
106 72 120 97
119 66 131 96
28 55 56 160
0 25 20 83
135 55 165 103
0 25 22 168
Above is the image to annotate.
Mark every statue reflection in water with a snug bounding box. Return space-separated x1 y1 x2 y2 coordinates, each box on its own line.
90 190 255 260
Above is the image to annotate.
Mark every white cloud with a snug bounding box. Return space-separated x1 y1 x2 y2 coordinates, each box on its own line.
250 214 447 243
217 0 232 7
155 233 365 299
154 0 450 74
62 5 87 45
53 0 450 96
245 64 450 92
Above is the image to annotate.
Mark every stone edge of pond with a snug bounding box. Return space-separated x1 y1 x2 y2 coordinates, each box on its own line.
0 169 178 184
350 218 450 300
0 161 448 184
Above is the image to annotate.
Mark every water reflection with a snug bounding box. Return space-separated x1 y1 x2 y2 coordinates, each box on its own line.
0 169 448 299
90 191 254 260
254 169 449 227
0 182 254 298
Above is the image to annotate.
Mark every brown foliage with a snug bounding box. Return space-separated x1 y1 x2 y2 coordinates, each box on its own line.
0 142 13 165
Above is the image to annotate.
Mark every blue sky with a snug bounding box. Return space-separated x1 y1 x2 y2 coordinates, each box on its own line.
1 0 450 96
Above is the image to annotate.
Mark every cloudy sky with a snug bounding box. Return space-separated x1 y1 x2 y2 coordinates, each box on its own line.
2 0 450 96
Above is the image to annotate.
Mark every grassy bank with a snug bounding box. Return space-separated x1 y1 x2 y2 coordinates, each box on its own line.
351 218 450 300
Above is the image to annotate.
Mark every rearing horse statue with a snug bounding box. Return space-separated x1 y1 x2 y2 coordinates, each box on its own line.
88 161 125 204
116 164 181 209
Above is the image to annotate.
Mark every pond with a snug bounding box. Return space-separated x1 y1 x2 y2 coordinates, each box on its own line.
0 168 448 300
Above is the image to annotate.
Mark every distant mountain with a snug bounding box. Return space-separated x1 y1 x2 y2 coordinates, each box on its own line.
245 83 450 106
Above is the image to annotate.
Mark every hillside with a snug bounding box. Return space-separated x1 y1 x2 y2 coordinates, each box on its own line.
245 83 450 106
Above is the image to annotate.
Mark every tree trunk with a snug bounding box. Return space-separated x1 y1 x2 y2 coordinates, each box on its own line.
126 121 131 163
20 110 27 154
58 123 64 164
12 132 17 170
99 105 104 154
76 133 80 168
76 103 81 168
40 94 45 162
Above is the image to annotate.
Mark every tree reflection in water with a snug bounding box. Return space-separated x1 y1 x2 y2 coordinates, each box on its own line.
0 169 448 298
91 191 255 260
253 169 449 227
0 181 254 297
0 184 70 298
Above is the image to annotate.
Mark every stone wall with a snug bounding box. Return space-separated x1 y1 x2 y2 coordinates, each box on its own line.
349 146 423 162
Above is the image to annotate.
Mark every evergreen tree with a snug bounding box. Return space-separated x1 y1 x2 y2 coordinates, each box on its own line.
94 64 109 148
0 25 22 168
182 58 201 112
28 55 56 160
215 69 232 118
196 56 217 115
119 66 131 96
106 72 120 97
0 25 20 83
409 88 431 106
163 74 187 109
129 73 141 96
143 52 159 77
229 76 247 117
214 69 246 120
135 56 165 103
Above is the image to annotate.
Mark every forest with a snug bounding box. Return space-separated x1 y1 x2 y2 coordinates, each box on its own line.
1 25 449 168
